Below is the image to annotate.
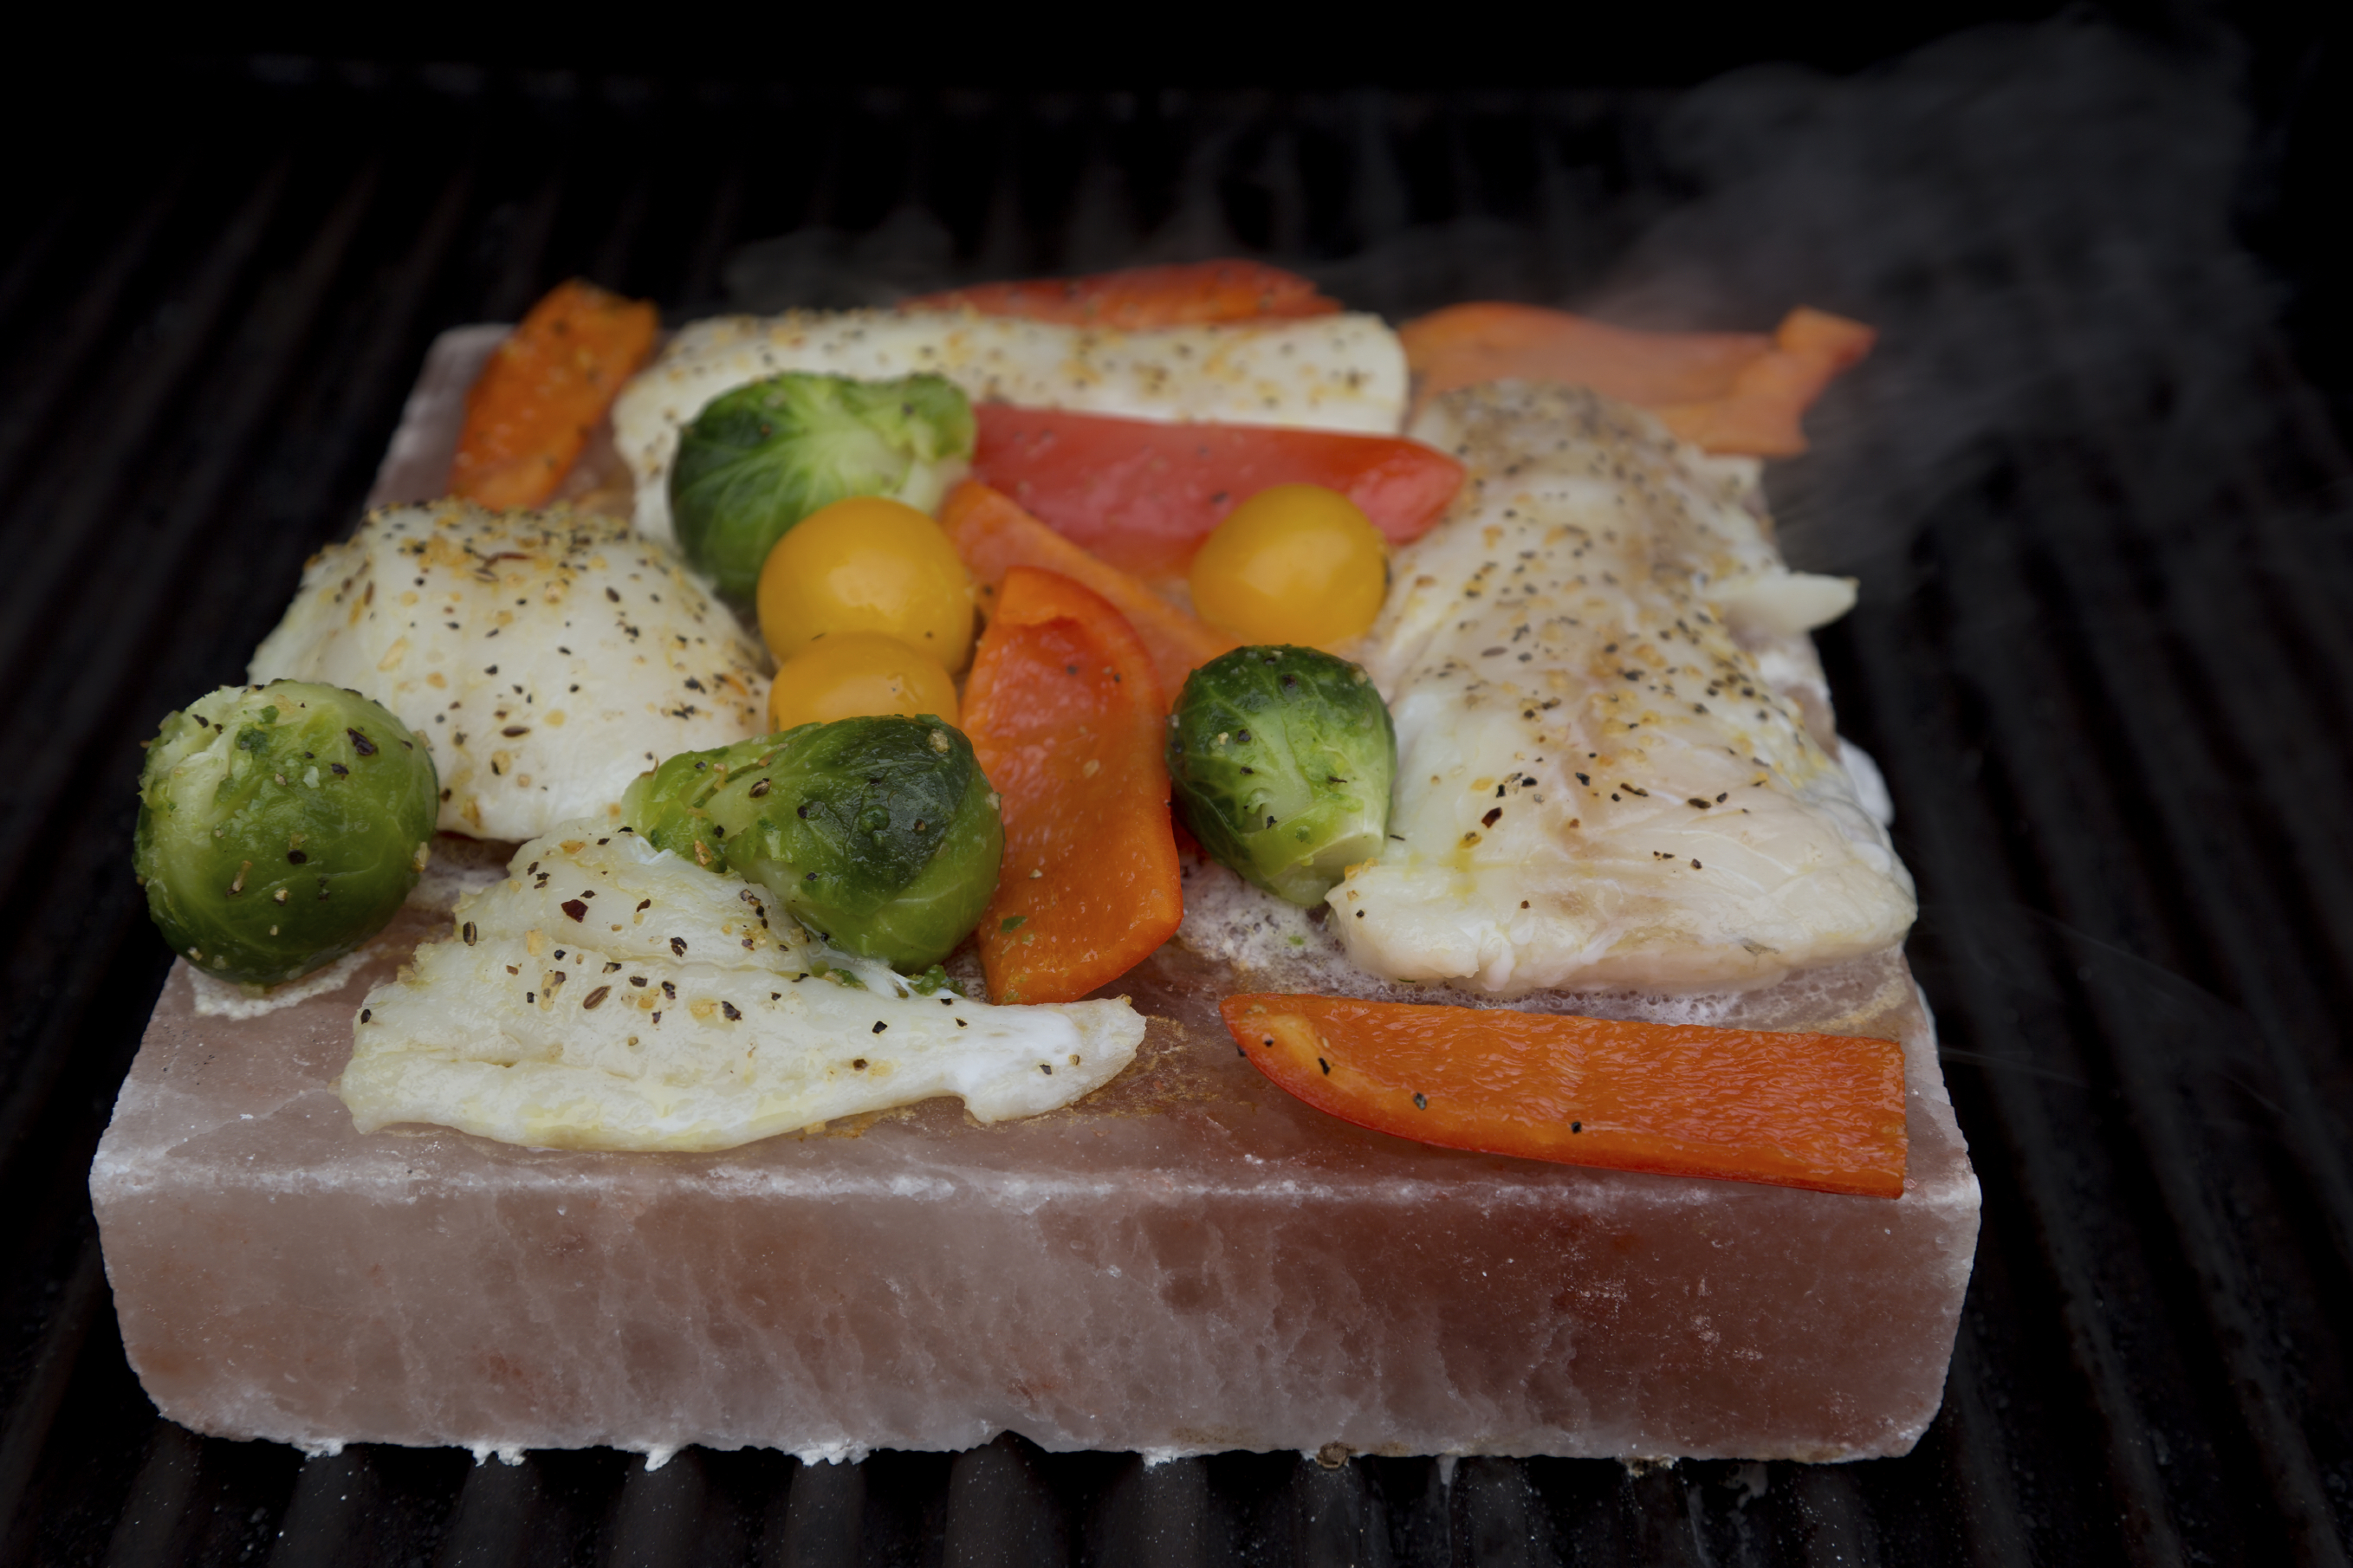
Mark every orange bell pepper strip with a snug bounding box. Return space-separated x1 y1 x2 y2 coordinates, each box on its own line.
1222 994 1908 1198
449 280 659 509
904 260 1339 329
968 405 1465 580
1399 302 1875 457
940 481 1236 697
963 567 1183 1004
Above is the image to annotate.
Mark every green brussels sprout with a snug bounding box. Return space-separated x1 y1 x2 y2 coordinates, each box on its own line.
1167 645 1397 908
623 716 1002 970
669 371 976 599
134 682 439 984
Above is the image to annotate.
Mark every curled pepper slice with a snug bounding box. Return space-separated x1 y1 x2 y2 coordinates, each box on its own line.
964 568 1182 1004
941 480 1235 697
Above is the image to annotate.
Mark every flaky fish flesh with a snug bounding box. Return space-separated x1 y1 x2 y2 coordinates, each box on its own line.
1330 383 1914 994
340 825 1144 1150
250 502 768 841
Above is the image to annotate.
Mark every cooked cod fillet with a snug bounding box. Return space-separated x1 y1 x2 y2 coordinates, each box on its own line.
339 826 1146 1150
612 309 1410 544
1331 383 1915 994
250 502 768 841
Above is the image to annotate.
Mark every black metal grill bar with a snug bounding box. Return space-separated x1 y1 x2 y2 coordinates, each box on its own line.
2 54 2350 1565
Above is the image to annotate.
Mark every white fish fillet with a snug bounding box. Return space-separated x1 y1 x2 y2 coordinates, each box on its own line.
250 502 768 841
611 309 1410 543
1330 383 1914 994
339 826 1145 1150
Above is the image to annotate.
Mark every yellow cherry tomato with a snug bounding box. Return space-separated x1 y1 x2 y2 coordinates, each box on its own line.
1188 483 1387 645
756 496 976 671
768 632 960 732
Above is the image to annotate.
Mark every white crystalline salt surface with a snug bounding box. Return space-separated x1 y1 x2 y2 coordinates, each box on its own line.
93 903 1978 1461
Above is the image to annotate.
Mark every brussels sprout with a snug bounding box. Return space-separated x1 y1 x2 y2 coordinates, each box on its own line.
669 372 976 599
134 682 439 984
1167 646 1397 907
623 716 1002 970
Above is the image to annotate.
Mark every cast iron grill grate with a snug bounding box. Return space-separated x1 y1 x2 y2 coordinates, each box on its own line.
3 33 2350 1565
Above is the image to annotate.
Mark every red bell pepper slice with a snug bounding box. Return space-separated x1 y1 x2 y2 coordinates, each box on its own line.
969 405 1465 580
904 259 1339 329
1222 994 1909 1197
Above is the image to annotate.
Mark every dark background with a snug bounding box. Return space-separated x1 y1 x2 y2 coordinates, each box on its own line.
5 3 2352 1562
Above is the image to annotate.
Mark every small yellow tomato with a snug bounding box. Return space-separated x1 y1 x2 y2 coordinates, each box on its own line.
767 632 961 732
1188 483 1387 645
756 496 975 671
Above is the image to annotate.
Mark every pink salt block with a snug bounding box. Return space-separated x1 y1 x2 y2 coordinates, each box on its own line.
91 915 1978 1463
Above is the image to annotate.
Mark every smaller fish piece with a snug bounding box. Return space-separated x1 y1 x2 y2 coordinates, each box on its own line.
340 826 1145 1151
249 502 768 841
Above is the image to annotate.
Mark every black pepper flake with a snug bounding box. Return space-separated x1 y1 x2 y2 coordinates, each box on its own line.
661 981 676 1000
502 725 529 737
1687 797 1712 809
749 779 770 797
347 729 377 756
1481 807 1502 827
1572 1121 1582 1133
872 1020 888 1033
583 986 611 1009
636 899 651 911
852 1058 868 1070
956 1018 967 1027
670 936 688 956
462 922 477 945
288 848 308 864
328 762 349 777
1413 1092 1428 1110
1575 773 1590 786
630 975 647 987
1319 1058 1331 1076
561 899 587 922
360 1008 372 1023
721 1001 741 1020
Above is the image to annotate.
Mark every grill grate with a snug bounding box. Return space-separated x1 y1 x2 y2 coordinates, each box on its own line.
4 29 2351 1565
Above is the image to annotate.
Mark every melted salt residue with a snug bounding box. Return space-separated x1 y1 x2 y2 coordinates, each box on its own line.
1174 857 1891 1030
187 949 373 1020
407 851 511 914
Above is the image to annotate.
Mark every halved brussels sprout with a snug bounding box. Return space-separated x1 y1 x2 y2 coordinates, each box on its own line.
135 682 439 984
1167 646 1396 907
669 371 976 599
623 716 1002 970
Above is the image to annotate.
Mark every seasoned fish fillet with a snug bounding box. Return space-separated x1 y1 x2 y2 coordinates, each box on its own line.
339 825 1145 1150
612 309 1410 543
1330 383 1914 993
250 502 767 841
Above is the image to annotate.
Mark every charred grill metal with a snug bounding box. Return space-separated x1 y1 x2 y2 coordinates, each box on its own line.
3 40 2350 1566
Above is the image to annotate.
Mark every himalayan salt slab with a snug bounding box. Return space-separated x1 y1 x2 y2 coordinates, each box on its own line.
92 907 1978 1462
